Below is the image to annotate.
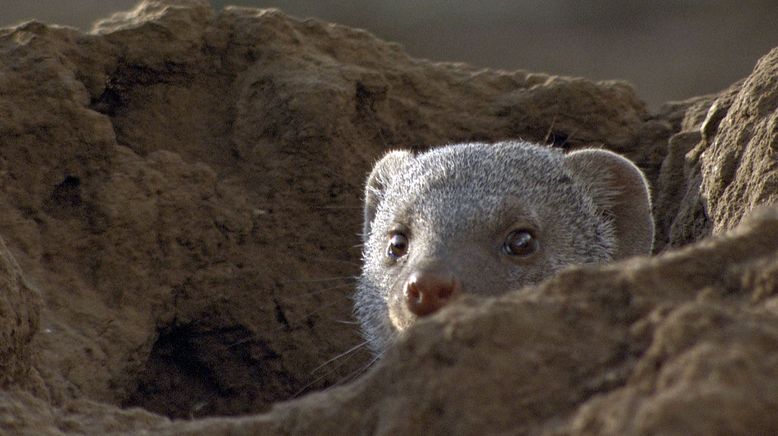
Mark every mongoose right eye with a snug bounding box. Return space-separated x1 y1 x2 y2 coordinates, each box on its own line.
503 229 538 256
387 232 409 259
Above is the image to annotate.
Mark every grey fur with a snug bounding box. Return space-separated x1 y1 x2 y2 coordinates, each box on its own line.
355 141 654 356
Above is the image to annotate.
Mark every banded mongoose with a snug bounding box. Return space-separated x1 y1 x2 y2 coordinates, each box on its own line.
355 141 654 356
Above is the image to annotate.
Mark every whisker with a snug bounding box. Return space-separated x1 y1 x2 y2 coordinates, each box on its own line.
279 296 350 330
253 205 360 211
305 258 362 267
227 335 257 348
229 309 359 348
335 352 383 387
292 342 367 398
543 116 557 144
278 283 353 301
279 276 358 284
292 372 330 398
311 341 368 374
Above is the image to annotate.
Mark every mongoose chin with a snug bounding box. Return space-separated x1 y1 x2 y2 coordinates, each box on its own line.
355 141 654 356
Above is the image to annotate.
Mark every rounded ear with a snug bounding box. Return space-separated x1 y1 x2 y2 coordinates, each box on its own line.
564 149 655 258
363 150 414 241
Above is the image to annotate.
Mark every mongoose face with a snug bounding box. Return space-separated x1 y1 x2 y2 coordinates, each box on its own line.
356 141 654 356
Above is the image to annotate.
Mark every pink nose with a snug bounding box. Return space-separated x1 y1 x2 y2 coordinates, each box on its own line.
404 271 461 317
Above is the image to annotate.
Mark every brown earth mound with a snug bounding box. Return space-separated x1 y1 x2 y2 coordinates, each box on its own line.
0 0 775 434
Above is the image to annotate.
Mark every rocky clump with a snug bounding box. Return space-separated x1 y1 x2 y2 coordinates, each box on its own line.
0 237 40 391
166 205 778 435
0 0 775 434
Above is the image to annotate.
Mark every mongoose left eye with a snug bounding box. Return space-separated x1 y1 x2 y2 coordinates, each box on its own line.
387 232 409 259
503 229 538 256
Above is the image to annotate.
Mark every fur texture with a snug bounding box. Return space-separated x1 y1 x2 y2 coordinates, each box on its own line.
356 141 653 355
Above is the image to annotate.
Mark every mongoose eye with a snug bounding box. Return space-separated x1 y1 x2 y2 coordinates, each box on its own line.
387 232 409 259
503 229 538 256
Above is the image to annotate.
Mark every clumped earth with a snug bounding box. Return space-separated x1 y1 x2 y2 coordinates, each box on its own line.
0 0 776 434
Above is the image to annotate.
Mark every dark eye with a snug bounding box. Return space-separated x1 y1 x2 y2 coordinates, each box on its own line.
503 229 538 256
387 232 409 259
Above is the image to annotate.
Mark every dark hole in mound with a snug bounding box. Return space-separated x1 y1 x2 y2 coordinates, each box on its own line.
91 86 123 117
47 176 82 210
124 323 290 419
43 175 91 222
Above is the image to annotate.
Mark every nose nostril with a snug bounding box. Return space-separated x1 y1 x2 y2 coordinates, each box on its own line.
406 283 421 304
437 284 454 300
404 272 460 317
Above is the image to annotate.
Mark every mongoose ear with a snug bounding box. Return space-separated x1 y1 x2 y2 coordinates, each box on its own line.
363 150 414 241
564 149 655 258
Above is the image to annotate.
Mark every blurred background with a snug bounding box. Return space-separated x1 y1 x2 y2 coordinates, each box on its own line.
3 0 778 109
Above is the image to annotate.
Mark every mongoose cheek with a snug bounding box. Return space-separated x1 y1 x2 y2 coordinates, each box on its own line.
387 291 415 332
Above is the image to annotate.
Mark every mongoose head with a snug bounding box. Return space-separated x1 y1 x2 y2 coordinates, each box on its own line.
355 141 654 356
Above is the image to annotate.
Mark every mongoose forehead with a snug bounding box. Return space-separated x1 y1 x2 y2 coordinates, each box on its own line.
356 141 654 356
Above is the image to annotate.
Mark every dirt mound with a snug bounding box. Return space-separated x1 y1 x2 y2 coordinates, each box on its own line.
0 237 40 391
167 206 778 435
0 1 775 434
